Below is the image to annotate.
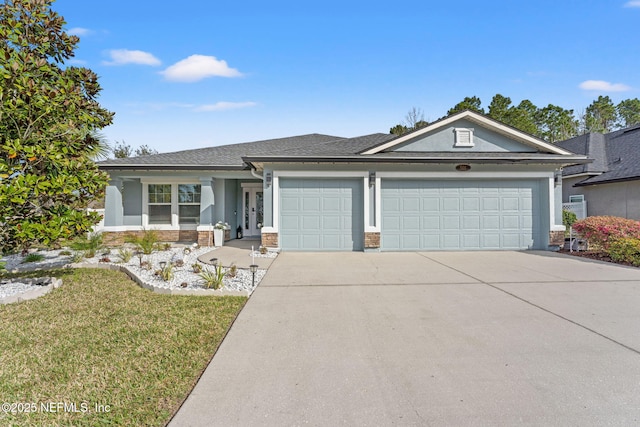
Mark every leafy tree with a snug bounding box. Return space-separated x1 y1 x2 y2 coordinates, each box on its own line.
112 140 133 158
446 96 484 116
583 95 617 133
0 0 114 253
134 144 158 156
389 107 428 136
487 95 538 135
536 104 578 143
617 98 640 128
389 124 408 136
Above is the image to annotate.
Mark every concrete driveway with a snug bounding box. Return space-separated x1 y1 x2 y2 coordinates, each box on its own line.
170 251 640 426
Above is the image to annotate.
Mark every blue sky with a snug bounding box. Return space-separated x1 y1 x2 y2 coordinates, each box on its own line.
55 0 640 153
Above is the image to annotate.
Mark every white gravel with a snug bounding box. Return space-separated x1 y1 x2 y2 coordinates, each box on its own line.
1 245 271 298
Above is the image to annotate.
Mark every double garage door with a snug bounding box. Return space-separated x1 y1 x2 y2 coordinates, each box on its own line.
279 178 541 251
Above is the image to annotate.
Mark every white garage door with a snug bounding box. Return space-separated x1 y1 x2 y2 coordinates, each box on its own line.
381 180 541 250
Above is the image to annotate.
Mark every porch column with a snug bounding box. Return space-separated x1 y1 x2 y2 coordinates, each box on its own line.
199 178 215 226
104 178 123 227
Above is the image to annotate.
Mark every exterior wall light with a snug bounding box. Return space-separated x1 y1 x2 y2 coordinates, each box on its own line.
265 172 272 188
369 171 376 187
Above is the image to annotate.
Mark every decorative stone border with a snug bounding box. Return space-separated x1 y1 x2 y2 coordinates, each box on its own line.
0 277 63 305
71 263 250 297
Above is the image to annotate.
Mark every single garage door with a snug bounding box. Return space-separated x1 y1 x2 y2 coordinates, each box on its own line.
280 178 364 251
381 180 541 250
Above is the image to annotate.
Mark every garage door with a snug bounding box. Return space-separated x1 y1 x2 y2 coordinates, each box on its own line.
381 180 540 250
280 178 364 251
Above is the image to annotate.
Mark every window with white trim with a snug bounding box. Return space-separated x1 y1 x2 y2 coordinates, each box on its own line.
148 184 172 224
178 184 201 224
454 128 474 147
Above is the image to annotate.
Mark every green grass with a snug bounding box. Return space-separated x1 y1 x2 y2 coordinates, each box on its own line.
0 268 247 426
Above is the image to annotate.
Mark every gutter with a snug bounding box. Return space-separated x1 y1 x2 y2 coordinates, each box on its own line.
241 155 592 166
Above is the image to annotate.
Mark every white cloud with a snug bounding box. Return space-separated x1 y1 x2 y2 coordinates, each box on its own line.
68 27 91 36
578 80 631 92
624 1 640 7
161 55 242 82
193 101 257 112
103 49 161 66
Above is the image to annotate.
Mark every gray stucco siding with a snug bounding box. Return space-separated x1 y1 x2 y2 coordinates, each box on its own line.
393 119 538 153
563 177 640 220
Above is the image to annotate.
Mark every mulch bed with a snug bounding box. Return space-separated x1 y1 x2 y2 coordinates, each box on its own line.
559 249 637 268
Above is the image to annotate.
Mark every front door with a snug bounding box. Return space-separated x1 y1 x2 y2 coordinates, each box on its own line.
243 187 264 237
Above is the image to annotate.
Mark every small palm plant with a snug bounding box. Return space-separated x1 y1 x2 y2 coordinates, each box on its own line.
199 264 225 290
125 229 160 255
70 232 104 258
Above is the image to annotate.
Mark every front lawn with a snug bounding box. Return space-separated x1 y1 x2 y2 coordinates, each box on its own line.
0 268 247 426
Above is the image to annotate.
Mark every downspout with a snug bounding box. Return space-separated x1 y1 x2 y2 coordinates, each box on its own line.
250 168 264 181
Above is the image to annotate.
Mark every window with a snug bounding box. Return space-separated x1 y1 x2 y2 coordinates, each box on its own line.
454 128 474 147
148 184 172 224
178 184 201 224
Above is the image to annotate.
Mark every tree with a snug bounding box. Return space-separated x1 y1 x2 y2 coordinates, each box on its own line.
112 140 133 158
582 95 617 133
389 107 428 136
134 144 158 156
617 98 640 128
446 96 484 116
486 95 538 135
0 0 114 253
536 104 578 143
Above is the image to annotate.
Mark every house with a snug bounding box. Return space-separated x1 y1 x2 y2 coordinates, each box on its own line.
98 110 589 251
556 124 640 220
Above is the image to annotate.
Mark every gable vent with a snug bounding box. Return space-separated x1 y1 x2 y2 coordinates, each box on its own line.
454 128 474 147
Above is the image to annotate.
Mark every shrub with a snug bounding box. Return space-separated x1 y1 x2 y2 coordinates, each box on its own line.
125 229 160 255
192 262 202 273
608 238 640 266
572 216 640 250
0 261 6 276
562 210 578 235
226 263 237 278
22 253 45 263
200 264 225 290
70 232 104 258
159 262 174 281
117 248 133 263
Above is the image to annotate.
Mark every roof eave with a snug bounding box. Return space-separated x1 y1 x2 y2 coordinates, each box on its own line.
242 155 591 165
574 175 640 187
98 164 248 171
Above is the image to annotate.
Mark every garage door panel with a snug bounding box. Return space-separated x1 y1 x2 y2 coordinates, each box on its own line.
382 180 540 250
280 179 363 251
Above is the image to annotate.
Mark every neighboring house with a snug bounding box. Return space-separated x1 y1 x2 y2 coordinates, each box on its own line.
556 124 640 220
98 110 588 251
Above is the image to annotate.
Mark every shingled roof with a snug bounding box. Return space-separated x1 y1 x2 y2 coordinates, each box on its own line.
98 133 345 169
556 125 640 186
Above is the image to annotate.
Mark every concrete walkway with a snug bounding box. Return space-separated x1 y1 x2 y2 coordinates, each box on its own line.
197 239 275 269
170 251 640 426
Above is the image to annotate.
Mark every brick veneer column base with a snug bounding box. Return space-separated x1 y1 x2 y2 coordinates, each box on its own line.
364 232 380 249
102 230 199 246
262 232 278 248
549 230 564 248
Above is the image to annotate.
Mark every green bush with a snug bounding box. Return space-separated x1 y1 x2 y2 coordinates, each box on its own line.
572 216 640 250
562 209 578 228
70 232 104 258
125 229 160 255
608 238 640 266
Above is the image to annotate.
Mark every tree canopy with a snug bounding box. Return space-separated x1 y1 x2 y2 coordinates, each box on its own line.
0 0 114 252
112 141 159 158
391 94 640 142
